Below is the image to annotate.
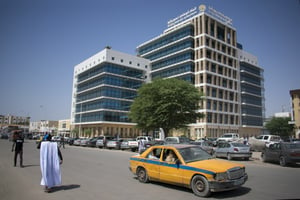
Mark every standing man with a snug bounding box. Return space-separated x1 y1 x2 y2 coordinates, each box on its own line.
60 136 65 149
11 130 24 168
138 139 145 154
40 134 63 193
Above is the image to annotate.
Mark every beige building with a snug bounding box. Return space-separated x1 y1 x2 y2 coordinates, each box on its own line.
58 119 71 137
137 5 264 139
290 89 300 138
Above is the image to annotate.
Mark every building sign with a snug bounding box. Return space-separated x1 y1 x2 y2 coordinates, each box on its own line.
206 6 233 26
167 6 198 28
167 4 233 28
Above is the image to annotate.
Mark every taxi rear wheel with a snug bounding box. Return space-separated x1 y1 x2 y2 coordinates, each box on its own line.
191 175 211 197
137 167 149 183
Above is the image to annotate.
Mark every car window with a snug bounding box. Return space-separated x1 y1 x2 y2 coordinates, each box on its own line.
147 148 162 160
179 147 212 163
166 138 177 143
163 149 178 162
270 136 280 141
232 143 248 147
179 137 189 143
223 134 231 138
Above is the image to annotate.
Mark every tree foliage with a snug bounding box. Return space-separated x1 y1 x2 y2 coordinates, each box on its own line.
265 117 294 137
129 78 205 137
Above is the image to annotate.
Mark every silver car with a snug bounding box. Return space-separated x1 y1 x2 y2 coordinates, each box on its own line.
214 142 252 160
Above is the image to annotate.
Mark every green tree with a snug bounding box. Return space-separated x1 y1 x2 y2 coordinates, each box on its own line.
265 117 294 137
129 78 205 137
71 128 79 138
84 128 92 138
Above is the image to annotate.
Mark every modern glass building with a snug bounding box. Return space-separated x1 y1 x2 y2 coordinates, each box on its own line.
71 47 150 137
238 45 265 136
137 5 264 138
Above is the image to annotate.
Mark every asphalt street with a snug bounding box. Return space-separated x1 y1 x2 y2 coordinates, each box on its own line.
1 139 300 200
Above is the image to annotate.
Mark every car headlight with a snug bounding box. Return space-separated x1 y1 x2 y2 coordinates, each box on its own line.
214 172 228 181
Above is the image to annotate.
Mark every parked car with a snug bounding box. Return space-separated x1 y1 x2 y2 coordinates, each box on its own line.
164 136 190 144
214 142 252 160
136 136 155 148
261 142 300 166
120 138 138 151
216 133 239 143
0 133 9 139
73 138 82 146
51 136 61 142
249 134 281 151
86 137 101 147
106 138 123 149
68 137 78 145
96 136 114 148
129 144 248 197
80 138 90 147
191 140 214 155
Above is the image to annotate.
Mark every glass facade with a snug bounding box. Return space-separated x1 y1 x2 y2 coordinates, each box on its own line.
240 61 264 127
137 25 195 84
74 62 145 123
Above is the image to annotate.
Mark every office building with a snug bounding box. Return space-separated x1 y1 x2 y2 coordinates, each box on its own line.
137 5 264 138
290 89 300 138
71 47 150 138
238 45 265 136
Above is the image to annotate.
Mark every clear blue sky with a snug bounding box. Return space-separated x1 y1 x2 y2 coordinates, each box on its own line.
0 0 299 121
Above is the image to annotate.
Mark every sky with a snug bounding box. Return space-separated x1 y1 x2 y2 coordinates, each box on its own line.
0 0 299 121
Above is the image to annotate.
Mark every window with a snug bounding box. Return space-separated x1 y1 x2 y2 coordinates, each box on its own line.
112 57 115 60
147 148 162 159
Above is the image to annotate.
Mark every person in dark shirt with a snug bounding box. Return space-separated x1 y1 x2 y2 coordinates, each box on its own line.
11 130 24 167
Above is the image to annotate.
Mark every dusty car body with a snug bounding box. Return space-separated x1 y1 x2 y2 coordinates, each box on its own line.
214 142 252 160
261 142 300 166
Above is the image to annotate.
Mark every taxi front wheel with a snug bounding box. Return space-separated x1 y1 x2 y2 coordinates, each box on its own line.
191 175 211 197
137 167 149 183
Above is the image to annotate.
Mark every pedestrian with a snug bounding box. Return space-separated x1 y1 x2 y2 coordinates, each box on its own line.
138 139 145 154
11 130 24 168
40 134 63 193
60 136 65 149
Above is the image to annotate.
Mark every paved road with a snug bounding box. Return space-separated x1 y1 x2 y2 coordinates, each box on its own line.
1 139 300 200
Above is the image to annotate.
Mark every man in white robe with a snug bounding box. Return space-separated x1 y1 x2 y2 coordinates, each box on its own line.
40 141 63 192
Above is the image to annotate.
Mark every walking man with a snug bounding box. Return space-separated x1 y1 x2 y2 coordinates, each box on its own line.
11 130 24 167
40 134 63 192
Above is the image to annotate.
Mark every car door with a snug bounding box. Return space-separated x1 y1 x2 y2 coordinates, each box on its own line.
145 147 162 180
216 142 226 157
268 143 281 162
159 148 183 184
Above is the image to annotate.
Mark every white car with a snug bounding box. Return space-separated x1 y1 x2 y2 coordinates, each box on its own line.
217 133 239 142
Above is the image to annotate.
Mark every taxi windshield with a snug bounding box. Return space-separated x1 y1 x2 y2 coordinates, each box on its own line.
178 146 212 163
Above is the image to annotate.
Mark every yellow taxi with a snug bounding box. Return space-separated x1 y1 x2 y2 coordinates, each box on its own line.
129 144 248 197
